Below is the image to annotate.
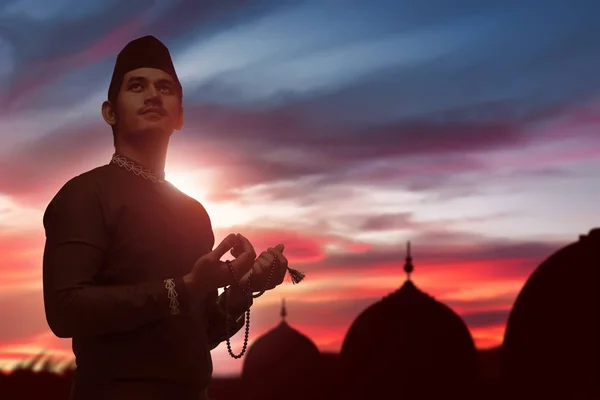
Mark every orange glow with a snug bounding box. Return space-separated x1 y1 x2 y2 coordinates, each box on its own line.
0 155 563 376
470 324 507 348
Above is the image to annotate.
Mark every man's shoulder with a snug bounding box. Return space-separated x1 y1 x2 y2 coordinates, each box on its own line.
48 165 114 205
43 165 112 226
78 164 115 180
58 165 111 191
165 182 211 217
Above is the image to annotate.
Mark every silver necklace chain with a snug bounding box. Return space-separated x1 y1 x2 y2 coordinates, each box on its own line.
110 153 165 183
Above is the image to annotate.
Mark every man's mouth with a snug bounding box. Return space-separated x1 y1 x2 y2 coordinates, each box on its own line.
140 108 165 115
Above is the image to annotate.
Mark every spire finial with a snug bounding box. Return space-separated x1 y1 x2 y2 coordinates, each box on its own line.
404 241 414 281
281 298 287 321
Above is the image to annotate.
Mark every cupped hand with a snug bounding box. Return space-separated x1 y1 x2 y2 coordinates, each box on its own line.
240 243 288 293
185 233 256 294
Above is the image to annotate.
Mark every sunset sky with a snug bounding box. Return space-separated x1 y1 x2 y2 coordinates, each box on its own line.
0 0 599 376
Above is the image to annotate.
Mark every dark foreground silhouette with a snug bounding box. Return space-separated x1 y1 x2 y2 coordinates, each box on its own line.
2 228 597 400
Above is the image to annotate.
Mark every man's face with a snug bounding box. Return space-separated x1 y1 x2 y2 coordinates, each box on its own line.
110 67 183 141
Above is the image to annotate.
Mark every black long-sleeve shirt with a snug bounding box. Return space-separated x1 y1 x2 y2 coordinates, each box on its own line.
42 160 246 399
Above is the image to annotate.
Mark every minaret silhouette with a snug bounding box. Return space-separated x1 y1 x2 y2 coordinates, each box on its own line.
404 241 414 281
281 298 287 321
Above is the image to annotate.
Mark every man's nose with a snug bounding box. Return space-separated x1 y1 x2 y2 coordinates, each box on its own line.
144 87 162 104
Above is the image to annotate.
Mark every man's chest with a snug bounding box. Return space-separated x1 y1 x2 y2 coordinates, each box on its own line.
100 186 213 283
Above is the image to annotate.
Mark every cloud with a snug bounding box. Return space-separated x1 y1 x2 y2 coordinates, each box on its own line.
213 226 327 264
3 100 596 210
2 0 600 209
462 309 510 329
296 232 564 280
444 293 517 314
0 221 570 375
0 0 298 109
0 123 111 205
165 100 596 203
0 289 47 343
0 227 44 264
357 212 414 231
1 0 151 106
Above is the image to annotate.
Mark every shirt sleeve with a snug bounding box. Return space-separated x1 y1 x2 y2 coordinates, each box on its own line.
206 289 248 350
42 177 191 339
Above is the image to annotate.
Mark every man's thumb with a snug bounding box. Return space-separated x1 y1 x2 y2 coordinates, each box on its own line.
275 243 285 252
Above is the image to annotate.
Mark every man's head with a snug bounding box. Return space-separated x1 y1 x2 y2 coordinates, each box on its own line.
102 36 183 147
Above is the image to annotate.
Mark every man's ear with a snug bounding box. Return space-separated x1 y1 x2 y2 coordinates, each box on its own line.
102 100 117 127
175 105 184 131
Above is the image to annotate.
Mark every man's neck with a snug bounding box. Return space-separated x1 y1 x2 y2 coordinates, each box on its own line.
115 141 168 174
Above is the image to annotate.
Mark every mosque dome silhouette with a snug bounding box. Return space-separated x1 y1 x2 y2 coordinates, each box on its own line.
502 227 599 398
340 242 478 399
241 299 320 399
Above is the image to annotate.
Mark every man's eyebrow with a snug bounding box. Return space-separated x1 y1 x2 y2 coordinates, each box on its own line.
156 78 175 86
126 76 147 84
126 76 175 86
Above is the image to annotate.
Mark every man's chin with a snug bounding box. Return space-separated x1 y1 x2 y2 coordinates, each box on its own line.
124 126 171 144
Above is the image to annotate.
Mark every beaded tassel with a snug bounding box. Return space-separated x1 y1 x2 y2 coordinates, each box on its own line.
287 267 305 284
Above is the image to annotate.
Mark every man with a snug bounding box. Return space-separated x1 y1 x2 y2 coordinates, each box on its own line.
42 35 289 400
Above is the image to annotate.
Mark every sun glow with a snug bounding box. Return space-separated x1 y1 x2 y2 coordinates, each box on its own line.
165 168 246 228
166 169 210 204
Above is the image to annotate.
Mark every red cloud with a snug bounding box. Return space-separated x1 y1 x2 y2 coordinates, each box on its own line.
0 229 45 283
214 227 344 265
0 213 565 374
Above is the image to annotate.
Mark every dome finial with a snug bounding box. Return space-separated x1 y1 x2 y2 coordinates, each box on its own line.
281 298 287 321
404 241 414 281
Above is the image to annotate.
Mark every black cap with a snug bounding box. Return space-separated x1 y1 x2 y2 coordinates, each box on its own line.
107 35 182 102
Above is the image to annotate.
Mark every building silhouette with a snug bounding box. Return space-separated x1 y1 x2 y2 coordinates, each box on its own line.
340 242 479 399
241 299 322 399
502 227 599 399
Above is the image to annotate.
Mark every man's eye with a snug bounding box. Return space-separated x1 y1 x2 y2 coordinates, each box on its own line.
129 83 142 90
160 86 173 93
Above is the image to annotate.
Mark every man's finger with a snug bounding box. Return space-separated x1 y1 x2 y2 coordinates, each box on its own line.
277 253 288 267
259 251 275 264
231 245 243 258
210 252 255 289
267 246 284 258
210 233 238 260
236 233 256 255
276 253 288 277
